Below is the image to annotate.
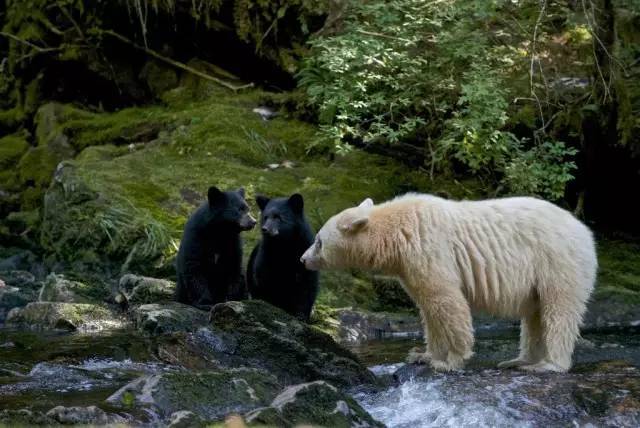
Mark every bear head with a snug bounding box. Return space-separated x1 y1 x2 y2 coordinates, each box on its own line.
255 193 305 239
300 197 374 271
207 186 257 231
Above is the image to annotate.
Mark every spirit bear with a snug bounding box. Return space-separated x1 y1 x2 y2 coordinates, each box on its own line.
300 194 597 372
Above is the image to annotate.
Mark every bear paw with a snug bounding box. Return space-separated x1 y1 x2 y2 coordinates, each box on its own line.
430 356 465 372
520 360 567 373
406 347 430 365
497 358 530 369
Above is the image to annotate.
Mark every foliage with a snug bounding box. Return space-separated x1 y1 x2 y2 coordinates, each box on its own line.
299 0 602 200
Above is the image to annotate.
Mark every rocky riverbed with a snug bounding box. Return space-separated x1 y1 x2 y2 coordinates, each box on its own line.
2 270 640 427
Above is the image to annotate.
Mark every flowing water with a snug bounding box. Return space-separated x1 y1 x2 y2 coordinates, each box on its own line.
2 326 640 426
348 327 640 427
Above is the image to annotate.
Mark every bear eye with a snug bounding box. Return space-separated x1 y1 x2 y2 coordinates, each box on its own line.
316 236 322 250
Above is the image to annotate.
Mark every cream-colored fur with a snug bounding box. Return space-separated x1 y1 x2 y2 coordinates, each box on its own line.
301 194 597 372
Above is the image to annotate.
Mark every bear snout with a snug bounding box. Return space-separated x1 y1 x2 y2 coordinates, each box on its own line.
300 250 320 271
239 214 257 230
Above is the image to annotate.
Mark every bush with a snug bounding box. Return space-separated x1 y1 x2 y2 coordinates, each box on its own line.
299 0 579 200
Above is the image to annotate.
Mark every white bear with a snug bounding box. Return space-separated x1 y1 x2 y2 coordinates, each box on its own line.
301 194 597 372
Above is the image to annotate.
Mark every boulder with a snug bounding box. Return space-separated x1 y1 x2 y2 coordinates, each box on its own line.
106 368 281 420
46 405 125 425
161 301 377 388
246 381 383 428
5 302 123 331
118 274 175 306
167 410 204 428
0 270 41 323
38 273 94 303
132 302 208 335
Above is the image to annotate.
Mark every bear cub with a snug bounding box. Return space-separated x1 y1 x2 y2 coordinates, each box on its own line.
247 193 319 321
175 186 256 308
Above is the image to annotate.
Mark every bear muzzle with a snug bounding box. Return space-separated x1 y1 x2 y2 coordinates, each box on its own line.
239 214 257 231
300 250 321 271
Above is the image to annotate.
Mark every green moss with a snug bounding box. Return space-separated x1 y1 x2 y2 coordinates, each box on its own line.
15 146 66 210
0 133 30 172
40 87 477 293
596 237 640 295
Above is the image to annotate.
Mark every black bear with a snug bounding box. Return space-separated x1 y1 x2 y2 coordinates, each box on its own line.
246 193 319 321
175 187 256 308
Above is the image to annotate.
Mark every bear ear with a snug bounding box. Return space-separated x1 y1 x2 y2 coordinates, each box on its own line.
288 193 304 214
256 195 270 211
358 198 374 209
237 187 246 198
208 186 226 206
339 216 369 234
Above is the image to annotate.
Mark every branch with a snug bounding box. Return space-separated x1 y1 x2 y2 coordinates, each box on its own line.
99 29 254 92
0 31 48 51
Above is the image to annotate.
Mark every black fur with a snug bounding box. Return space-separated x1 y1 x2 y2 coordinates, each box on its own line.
175 187 256 308
247 193 319 321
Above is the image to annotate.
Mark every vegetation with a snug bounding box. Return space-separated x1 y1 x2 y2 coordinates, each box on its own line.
299 0 639 204
0 0 639 312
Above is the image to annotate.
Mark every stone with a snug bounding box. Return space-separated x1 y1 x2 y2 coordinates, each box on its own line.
38 273 93 303
106 368 281 420
118 274 175 306
5 302 123 331
246 381 383 428
160 301 376 388
132 302 208 335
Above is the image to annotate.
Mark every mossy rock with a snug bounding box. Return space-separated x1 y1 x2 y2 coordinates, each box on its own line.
106 368 281 421
37 87 477 297
5 301 123 331
140 60 179 99
0 270 41 323
176 300 377 388
38 273 106 304
0 133 30 174
246 381 383 427
118 273 176 306
133 302 208 335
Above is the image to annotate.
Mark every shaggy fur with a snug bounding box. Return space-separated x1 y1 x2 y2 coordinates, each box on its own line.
300 194 597 372
175 187 256 307
247 193 319 322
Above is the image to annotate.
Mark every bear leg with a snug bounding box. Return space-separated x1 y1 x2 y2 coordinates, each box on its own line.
524 289 586 373
414 288 474 371
498 309 545 368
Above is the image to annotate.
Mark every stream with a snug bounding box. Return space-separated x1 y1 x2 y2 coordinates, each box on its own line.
1 325 640 426
348 326 640 427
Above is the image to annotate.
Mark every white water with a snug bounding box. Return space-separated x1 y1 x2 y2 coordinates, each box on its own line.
354 366 541 428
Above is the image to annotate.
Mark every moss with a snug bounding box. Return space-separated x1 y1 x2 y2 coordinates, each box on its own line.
596 237 640 296
0 133 30 175
15 146 67 210
40 87 477 295
139 61 179 98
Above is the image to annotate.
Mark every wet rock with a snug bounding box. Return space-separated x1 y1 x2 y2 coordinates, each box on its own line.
38 273 93 303
335 309 422 343
5 302 123 331
0 409 55 425
133 302 208 335
383 360 640 427
46 405 122 425
0 250 41 273
0 270 41 322
162 301 376 388
107 368 281 420
246 381 383 428
118 274 175 306
167 410 204 428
